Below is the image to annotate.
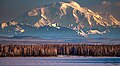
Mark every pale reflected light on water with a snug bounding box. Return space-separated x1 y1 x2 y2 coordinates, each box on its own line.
0 57 120 66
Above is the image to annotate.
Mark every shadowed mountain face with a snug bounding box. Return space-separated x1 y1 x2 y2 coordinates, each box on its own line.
0 1 120 43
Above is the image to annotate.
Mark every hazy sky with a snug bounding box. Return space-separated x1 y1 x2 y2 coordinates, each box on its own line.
0 0 120 22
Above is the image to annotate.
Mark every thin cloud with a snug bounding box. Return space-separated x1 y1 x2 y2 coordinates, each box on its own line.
101 1 111 5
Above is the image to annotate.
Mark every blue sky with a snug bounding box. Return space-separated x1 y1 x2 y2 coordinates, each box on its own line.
0 0 120 22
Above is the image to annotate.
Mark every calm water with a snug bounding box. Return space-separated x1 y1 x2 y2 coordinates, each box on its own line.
0 57 120 66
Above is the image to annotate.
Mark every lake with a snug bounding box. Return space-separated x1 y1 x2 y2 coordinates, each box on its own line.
0 57 120 66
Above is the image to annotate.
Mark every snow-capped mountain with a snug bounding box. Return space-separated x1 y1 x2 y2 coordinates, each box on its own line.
0 1 120 40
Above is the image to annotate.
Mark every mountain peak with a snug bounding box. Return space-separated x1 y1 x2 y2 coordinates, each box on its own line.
0 1 120 38
27 1 120 28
